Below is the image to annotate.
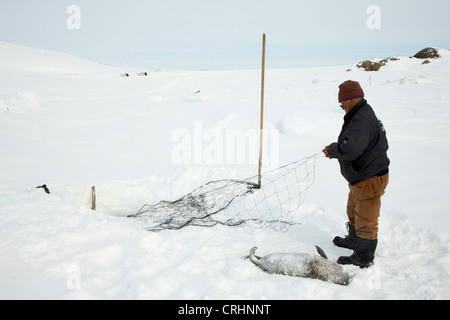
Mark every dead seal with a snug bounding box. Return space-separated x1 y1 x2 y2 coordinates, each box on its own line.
248 246 354 286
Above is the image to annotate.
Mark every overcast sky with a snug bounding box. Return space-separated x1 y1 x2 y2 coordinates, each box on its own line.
1 0 449 69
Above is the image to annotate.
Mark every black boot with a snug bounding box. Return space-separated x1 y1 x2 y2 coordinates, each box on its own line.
337 236 378 268
333 223 357 250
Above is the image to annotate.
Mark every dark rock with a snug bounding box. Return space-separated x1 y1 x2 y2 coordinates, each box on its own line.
414 47 440 59
357 60 386 71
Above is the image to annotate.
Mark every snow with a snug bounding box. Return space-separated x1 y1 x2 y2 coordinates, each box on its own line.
0 41 449 299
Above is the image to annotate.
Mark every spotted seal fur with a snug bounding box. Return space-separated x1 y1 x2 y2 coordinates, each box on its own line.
248 246 353 286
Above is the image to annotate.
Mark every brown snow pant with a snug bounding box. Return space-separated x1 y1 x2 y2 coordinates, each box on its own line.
347 173 389 240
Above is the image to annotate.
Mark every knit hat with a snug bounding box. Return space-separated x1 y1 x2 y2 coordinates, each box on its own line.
338 80 364 102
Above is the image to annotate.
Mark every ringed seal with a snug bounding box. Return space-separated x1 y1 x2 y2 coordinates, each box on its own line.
248 246 354 286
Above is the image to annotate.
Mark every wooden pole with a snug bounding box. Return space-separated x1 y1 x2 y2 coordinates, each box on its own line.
91 186 96 211
258 33 266 188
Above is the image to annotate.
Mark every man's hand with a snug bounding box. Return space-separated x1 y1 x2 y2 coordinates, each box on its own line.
322 146 334 159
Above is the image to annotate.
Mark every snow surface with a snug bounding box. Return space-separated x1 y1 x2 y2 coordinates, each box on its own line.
0 41 449 299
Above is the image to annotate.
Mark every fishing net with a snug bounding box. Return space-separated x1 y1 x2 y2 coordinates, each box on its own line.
128 154 320 232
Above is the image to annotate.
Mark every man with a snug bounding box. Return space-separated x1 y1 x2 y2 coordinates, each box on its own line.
323 80 389 268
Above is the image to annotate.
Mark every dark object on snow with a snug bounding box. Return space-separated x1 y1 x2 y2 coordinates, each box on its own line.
333 223 357 251
36 184 50 194
357 57 399 71
357 60 385 71
337 237 378 269
414 47 440 59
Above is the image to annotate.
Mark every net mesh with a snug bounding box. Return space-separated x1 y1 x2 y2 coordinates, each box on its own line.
128 154 320 232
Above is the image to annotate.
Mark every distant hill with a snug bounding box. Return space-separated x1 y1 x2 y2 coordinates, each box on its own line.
0 42 117 75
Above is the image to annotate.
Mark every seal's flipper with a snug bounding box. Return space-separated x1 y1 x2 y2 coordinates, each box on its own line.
315 245 328 260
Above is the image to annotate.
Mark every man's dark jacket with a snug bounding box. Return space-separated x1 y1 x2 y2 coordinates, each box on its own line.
327 99 389 185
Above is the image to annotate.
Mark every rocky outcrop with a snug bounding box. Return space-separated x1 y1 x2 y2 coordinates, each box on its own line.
357 57 399 71
413 47 440 59
355 48 441 71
